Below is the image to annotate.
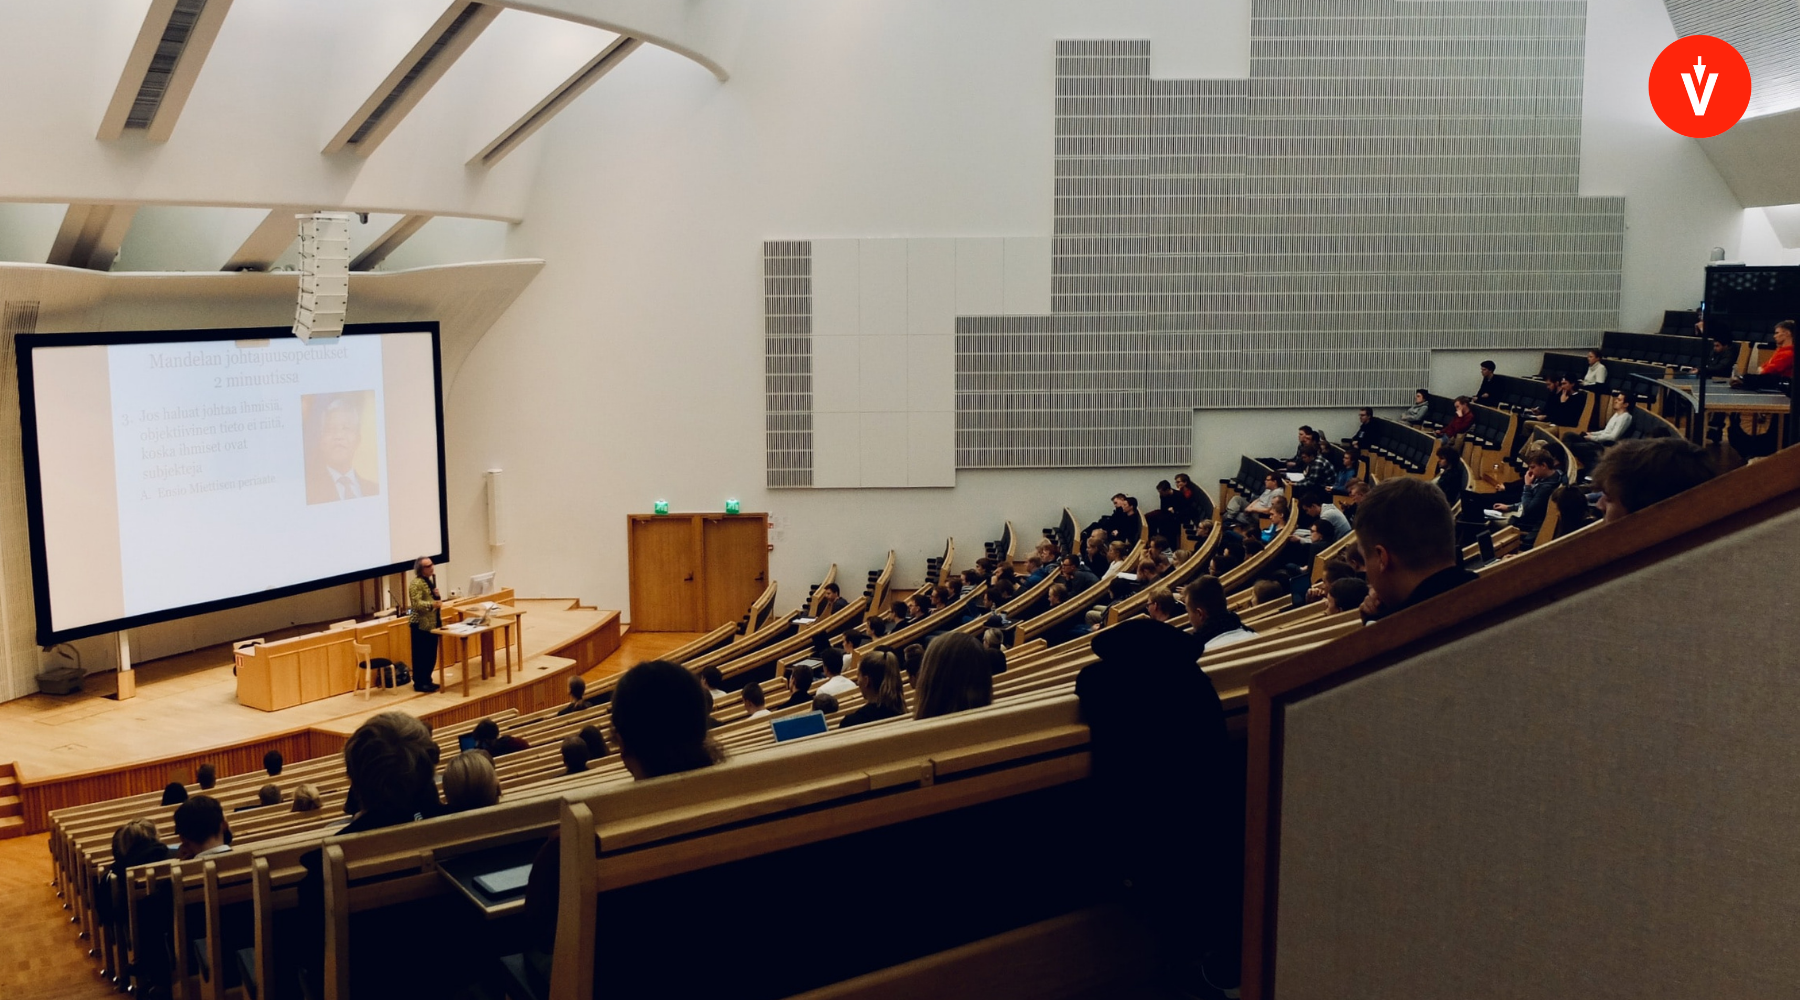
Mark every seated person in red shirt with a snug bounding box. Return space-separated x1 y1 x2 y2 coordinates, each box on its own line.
1439 396 1475 439
1734 319 1794 389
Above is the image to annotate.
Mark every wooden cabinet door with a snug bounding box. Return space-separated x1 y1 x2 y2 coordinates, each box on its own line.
702 516 769 629
629 516 702 631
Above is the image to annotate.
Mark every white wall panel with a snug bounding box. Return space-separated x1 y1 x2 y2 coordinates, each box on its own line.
811 412 859 488
858 411 909 488
1002 236 1053 314
906 410 956 487
857 334 908 412
905 238 956 337
906 335 955 413
954 238 1006 315
810 336 860 413
857 238 908 339
811 238 859 337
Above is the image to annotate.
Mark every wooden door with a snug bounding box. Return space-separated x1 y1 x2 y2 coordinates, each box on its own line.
628 516 702 631
702 516 769 628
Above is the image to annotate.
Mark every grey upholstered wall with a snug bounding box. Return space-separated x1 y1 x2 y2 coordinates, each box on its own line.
1273 507 1800 998
767 3 1626 480
1664 0 1800 119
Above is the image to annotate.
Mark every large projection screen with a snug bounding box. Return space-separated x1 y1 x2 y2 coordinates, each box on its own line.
17 322 448 645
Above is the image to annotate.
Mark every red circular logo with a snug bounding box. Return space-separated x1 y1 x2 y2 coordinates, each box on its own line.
1649 35 1751 138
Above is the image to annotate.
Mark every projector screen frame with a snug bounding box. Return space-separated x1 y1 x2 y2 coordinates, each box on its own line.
16 321 449 646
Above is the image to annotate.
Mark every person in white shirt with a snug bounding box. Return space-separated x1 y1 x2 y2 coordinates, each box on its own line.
814 647 857 698
740 682 771 720
1583 348 1609 386
1566 390 1635 467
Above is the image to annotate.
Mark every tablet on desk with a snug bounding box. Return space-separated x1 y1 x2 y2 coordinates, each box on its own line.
1482 509 1506 520
458 734 481 752
473 864 533 897
771 712 828 742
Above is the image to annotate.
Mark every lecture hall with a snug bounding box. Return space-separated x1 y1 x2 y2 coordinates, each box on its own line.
0 2 1797 999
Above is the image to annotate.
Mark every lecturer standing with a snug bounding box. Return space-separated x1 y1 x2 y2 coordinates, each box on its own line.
409 557 444 693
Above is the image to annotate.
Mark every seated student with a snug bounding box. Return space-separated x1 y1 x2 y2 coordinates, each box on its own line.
609 659 724 779
1531 374 1586 427
741 681 771 721
816 582 848 614
888 598 915 626
1439 396 1476 439
906 593 933 623
1332 445 1361 492
1145 591 1184 623
295 712 442 997
196 763 217 791
442 750 501 812
1402 389 1430 425
1226 471 1285 527
1084 493 1138 542
699 665 730 705
1432 440 1468 503
1703 335 1736 378
1474 360 1498 407
264 750 284 777
1183 576 1256 652
560 736 591 776
1346 407 1375 449
1583 348 1609 386
1079 529 1110 574
1305 557 1360 605
1301 489 1351 543
1733 319 1796 389
110 817 171 878
913 633 994 720
1296 443 1335 493
174 795 230 860
1548 484 1592 539
556 676 592 716
1261 496 1291 542
1174 473 1206 521
901 643 925 688
840 648 906 728
1324 576 1370 615
1104 540 1131 573
1057 554 1100 592
781 663 815 710
1020 555 1049 585
1491 450 1564 539
237 783 282 812
1274 425 1320 471
957 569 984 597
980 627 1009 674
1250 578 1286 606
161 781 189 806
577 724 609 761
811 692 839 715
1592 437 1719 523
815 646 856 698
1340 478 1368 524
291 783 322 813
471 717 530 757
1355 476 1478 621
1567 389 1637 466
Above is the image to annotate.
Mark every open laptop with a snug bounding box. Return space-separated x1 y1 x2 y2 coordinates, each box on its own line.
771 711 829 742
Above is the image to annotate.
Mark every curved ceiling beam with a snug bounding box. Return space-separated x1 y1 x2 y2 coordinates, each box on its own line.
468 34 642 167
492 0 744 81
324 1 502 158
98 0 236 142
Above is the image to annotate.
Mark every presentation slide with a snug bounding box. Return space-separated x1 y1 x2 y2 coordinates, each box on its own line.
20 324 446 643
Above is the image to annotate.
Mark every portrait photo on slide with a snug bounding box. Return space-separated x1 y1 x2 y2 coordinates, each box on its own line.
302 389 380 504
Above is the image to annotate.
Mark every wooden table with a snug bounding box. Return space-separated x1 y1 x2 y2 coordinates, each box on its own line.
433 610 522 698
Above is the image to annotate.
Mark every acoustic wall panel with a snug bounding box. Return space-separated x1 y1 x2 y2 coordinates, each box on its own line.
768 7 1621 475
762 240 812 487
1664 0 1800 120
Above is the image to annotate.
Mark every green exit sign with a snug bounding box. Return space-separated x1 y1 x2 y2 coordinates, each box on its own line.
653 499 670 515
725 498 740 515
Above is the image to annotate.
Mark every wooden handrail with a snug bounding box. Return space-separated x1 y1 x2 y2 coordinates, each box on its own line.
1013 513 1146 646
808 564 839 617
1107 488 1221 626
1222 503 1300 593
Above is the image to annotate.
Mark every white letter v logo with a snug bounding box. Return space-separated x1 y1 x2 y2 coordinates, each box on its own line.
1684 56 1718 115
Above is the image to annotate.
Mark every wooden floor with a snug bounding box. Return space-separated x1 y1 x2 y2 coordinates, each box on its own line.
0 630 699 1000
0 600 616 782
0 833 115 1000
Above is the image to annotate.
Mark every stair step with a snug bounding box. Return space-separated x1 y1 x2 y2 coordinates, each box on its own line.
0 795 17 817
0 815 23 839
0 775 16 794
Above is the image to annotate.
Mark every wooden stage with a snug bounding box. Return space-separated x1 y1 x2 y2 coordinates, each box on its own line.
0 600 620 834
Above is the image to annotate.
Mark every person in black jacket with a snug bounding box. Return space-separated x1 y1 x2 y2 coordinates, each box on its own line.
839 648 906 728
1490 450 1564 541
1474 360 1498 407
781 663 815 709
1432 440 1468 504
1076 618 1236 995
1084 494 1140 543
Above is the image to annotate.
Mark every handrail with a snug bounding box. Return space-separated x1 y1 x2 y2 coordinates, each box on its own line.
863 550 896 624
807 564 839 617
743 579 778 632
1221 503 1300 594
680 609 801 672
